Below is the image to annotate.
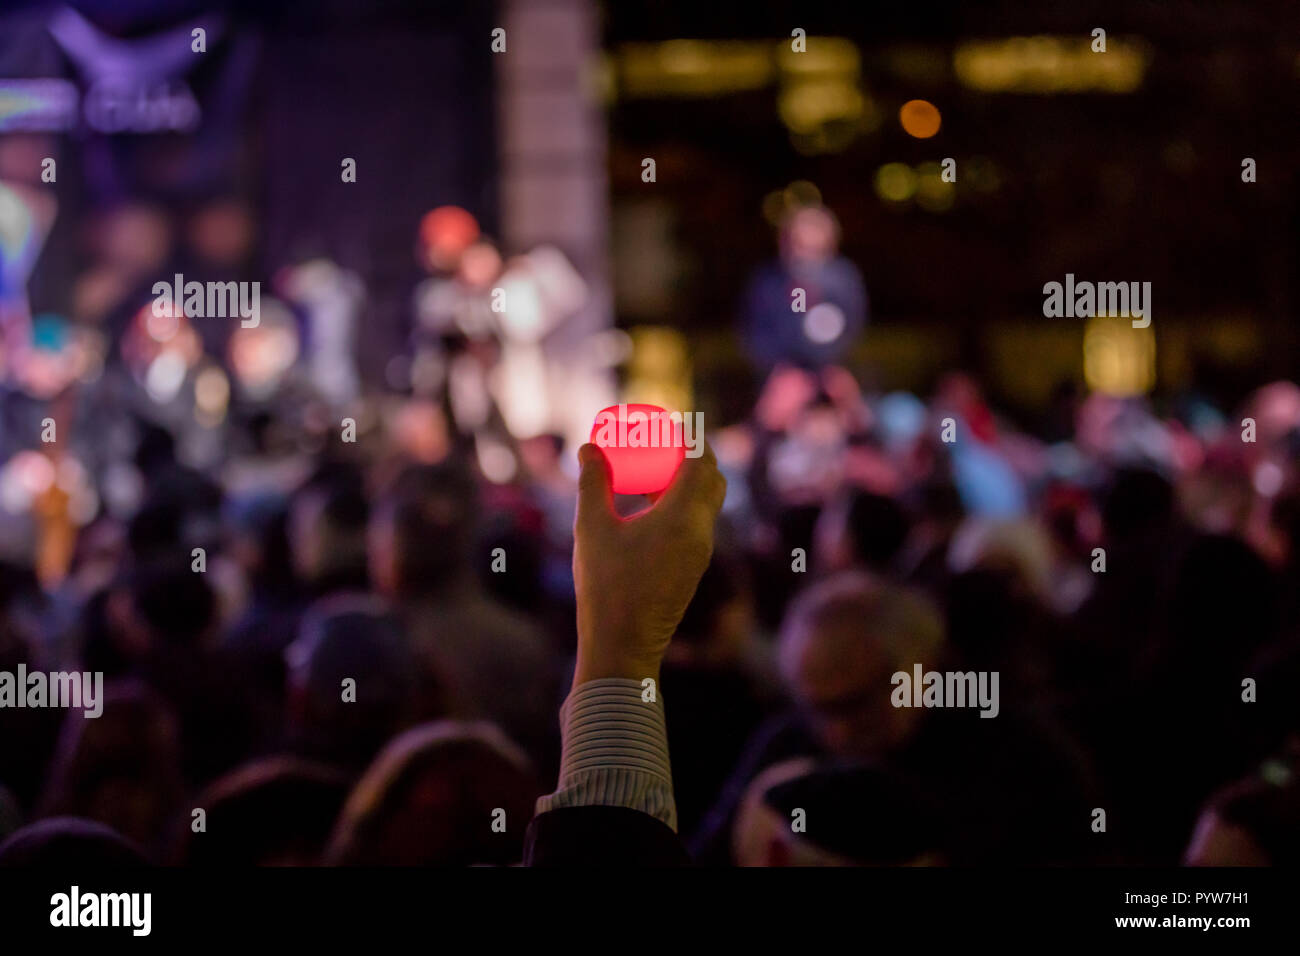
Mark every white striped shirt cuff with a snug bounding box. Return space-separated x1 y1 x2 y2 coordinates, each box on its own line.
534 678 677 832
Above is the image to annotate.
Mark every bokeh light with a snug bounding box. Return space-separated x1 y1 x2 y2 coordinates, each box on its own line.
899 98 941 138
419 205 480 271
915 161 956 212
874 163 917 202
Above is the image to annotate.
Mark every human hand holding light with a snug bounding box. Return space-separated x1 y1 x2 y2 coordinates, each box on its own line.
571 440 727 688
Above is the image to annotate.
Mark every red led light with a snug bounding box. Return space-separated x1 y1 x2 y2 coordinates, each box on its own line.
590 403 686 495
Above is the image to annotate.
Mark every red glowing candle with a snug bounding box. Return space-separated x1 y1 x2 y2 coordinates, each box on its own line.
590 403 686 495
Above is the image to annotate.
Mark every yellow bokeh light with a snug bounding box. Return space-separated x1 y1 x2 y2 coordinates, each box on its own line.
915 162 955 212
624 326 692 413
899 99 941 138
953 36 1147 93
617 40 773 97
874 163 917 203
778 78 865 133
783 181 822 208
1083 316 1156 396
777 36 861 77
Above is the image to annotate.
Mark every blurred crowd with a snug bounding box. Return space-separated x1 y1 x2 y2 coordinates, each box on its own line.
1 198 1299 867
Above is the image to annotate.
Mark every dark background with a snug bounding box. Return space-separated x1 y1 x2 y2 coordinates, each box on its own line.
4 0 1297 419
599 0 1300 423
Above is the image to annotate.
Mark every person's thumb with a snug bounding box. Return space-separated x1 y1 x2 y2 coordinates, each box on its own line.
575 443 615 530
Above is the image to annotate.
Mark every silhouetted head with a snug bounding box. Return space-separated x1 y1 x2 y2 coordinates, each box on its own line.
39 681 183 856
286 595 419 771
177 757 349 865
815 492 910 575
1101 467 1174 543
369 460 479 599
1186 761 1300 866
129 560 217 650
669 551 753 666
0 817 148 867
780 205 840 265
289 464 370 593
778 572 945 758
734 759 948 866
325 721 539 866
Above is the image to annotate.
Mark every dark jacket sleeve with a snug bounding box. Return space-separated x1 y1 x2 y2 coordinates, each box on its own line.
524 807 691 867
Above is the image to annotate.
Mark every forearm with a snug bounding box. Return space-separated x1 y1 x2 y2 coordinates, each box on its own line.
534 677 677 832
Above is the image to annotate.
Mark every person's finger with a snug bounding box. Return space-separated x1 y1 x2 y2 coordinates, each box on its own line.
658 439 723 513
575 443 616 529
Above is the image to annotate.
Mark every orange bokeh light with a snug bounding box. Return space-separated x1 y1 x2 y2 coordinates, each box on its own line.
899 99 942 138
418 206 480 271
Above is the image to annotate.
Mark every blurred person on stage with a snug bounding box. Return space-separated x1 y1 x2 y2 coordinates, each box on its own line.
741 202 868 376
